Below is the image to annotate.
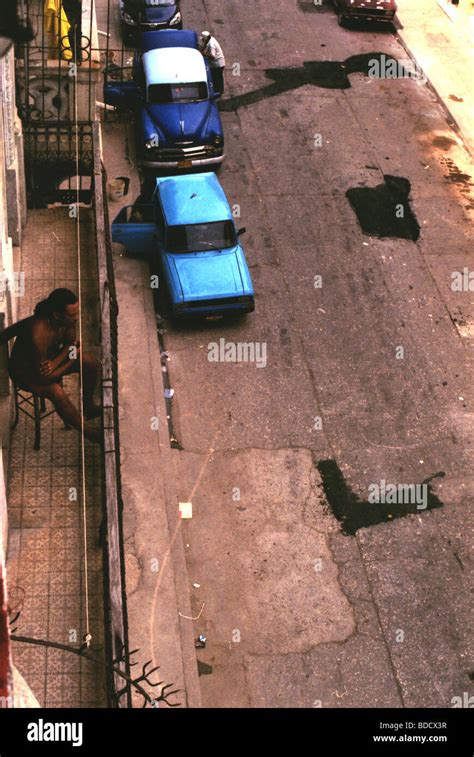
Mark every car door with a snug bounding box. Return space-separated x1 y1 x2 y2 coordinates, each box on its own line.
152 199 176 300
104 81 140 111
111 205 158 256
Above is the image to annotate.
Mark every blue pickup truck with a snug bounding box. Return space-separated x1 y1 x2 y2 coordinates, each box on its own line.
111 173 255 318
104 30 224 169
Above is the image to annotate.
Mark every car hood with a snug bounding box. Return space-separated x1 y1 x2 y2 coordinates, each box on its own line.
145 100 213 143
168 247 245 299
141 6 177 22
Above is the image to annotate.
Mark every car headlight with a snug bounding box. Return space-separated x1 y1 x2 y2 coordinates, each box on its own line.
212 134 223 147
123 12 137 26
170 11 181 26
145 139 157 150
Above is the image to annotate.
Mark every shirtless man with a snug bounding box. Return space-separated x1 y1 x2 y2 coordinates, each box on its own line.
0 288 101 443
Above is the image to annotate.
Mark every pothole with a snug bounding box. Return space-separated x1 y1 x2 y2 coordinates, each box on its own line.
346 175 420 241
317 459 444 536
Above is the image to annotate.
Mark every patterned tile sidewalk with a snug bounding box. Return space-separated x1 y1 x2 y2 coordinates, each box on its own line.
6 208 107 707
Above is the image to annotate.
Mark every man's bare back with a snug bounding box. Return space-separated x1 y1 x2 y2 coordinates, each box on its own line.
1 289 101 443
8 315 73 391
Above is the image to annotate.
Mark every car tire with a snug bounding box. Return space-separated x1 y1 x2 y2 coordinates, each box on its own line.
234 310 252 322
337 13 347 27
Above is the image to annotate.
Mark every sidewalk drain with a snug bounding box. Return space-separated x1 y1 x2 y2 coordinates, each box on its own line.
154 304 182 449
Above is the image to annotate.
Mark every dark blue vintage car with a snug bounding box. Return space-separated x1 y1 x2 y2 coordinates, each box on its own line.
120 0 182 44
333 0 397 26
111 173 255 318
104 30 224 169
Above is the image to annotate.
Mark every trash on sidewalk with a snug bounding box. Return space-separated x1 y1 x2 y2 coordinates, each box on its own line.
160 350 170 361
195 634 207 649
164 388 174 399
193 583 201 588
178 602 205 620
179 502 192 519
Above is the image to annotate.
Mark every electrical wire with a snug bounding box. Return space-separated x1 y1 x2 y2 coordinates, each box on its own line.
71 14 91 648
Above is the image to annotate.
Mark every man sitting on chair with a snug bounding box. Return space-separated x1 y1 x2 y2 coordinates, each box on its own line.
0 288 101 443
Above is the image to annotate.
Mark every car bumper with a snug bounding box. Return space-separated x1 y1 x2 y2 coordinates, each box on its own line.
173 301 255 318
139 154 225 169
121 22 183 41
344 11 395 22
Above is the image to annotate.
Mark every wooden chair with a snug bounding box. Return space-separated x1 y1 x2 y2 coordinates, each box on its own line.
11 383 69 450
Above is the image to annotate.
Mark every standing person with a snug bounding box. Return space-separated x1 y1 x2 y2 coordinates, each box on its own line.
199 31 225 95
62 0 82 61
0 288 101 443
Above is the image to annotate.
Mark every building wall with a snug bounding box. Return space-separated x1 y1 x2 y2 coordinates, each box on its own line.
1 49 26 250
0 45 28 709
0 48 25 402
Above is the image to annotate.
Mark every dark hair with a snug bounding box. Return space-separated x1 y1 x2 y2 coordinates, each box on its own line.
34 288 78 318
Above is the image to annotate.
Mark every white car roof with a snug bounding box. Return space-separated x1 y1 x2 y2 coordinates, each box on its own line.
143 48 207 86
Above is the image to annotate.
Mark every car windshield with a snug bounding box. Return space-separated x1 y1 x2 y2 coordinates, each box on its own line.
148 82 208 104
166 221 237 253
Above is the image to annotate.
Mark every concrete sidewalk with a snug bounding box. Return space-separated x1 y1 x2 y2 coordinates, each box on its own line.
396 0 474 156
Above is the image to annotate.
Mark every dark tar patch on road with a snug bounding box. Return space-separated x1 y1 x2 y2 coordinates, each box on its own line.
220 53 411 112
346 175 420 240
317 459 444 536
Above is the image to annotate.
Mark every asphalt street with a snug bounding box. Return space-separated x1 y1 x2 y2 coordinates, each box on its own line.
101 0 474 707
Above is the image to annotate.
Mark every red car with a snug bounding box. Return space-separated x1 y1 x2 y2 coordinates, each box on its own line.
333 0 397 27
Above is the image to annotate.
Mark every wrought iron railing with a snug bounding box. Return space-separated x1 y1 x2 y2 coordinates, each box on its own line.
92 121 130 708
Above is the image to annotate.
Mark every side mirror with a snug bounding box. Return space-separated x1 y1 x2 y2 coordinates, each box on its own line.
237 227 246 237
